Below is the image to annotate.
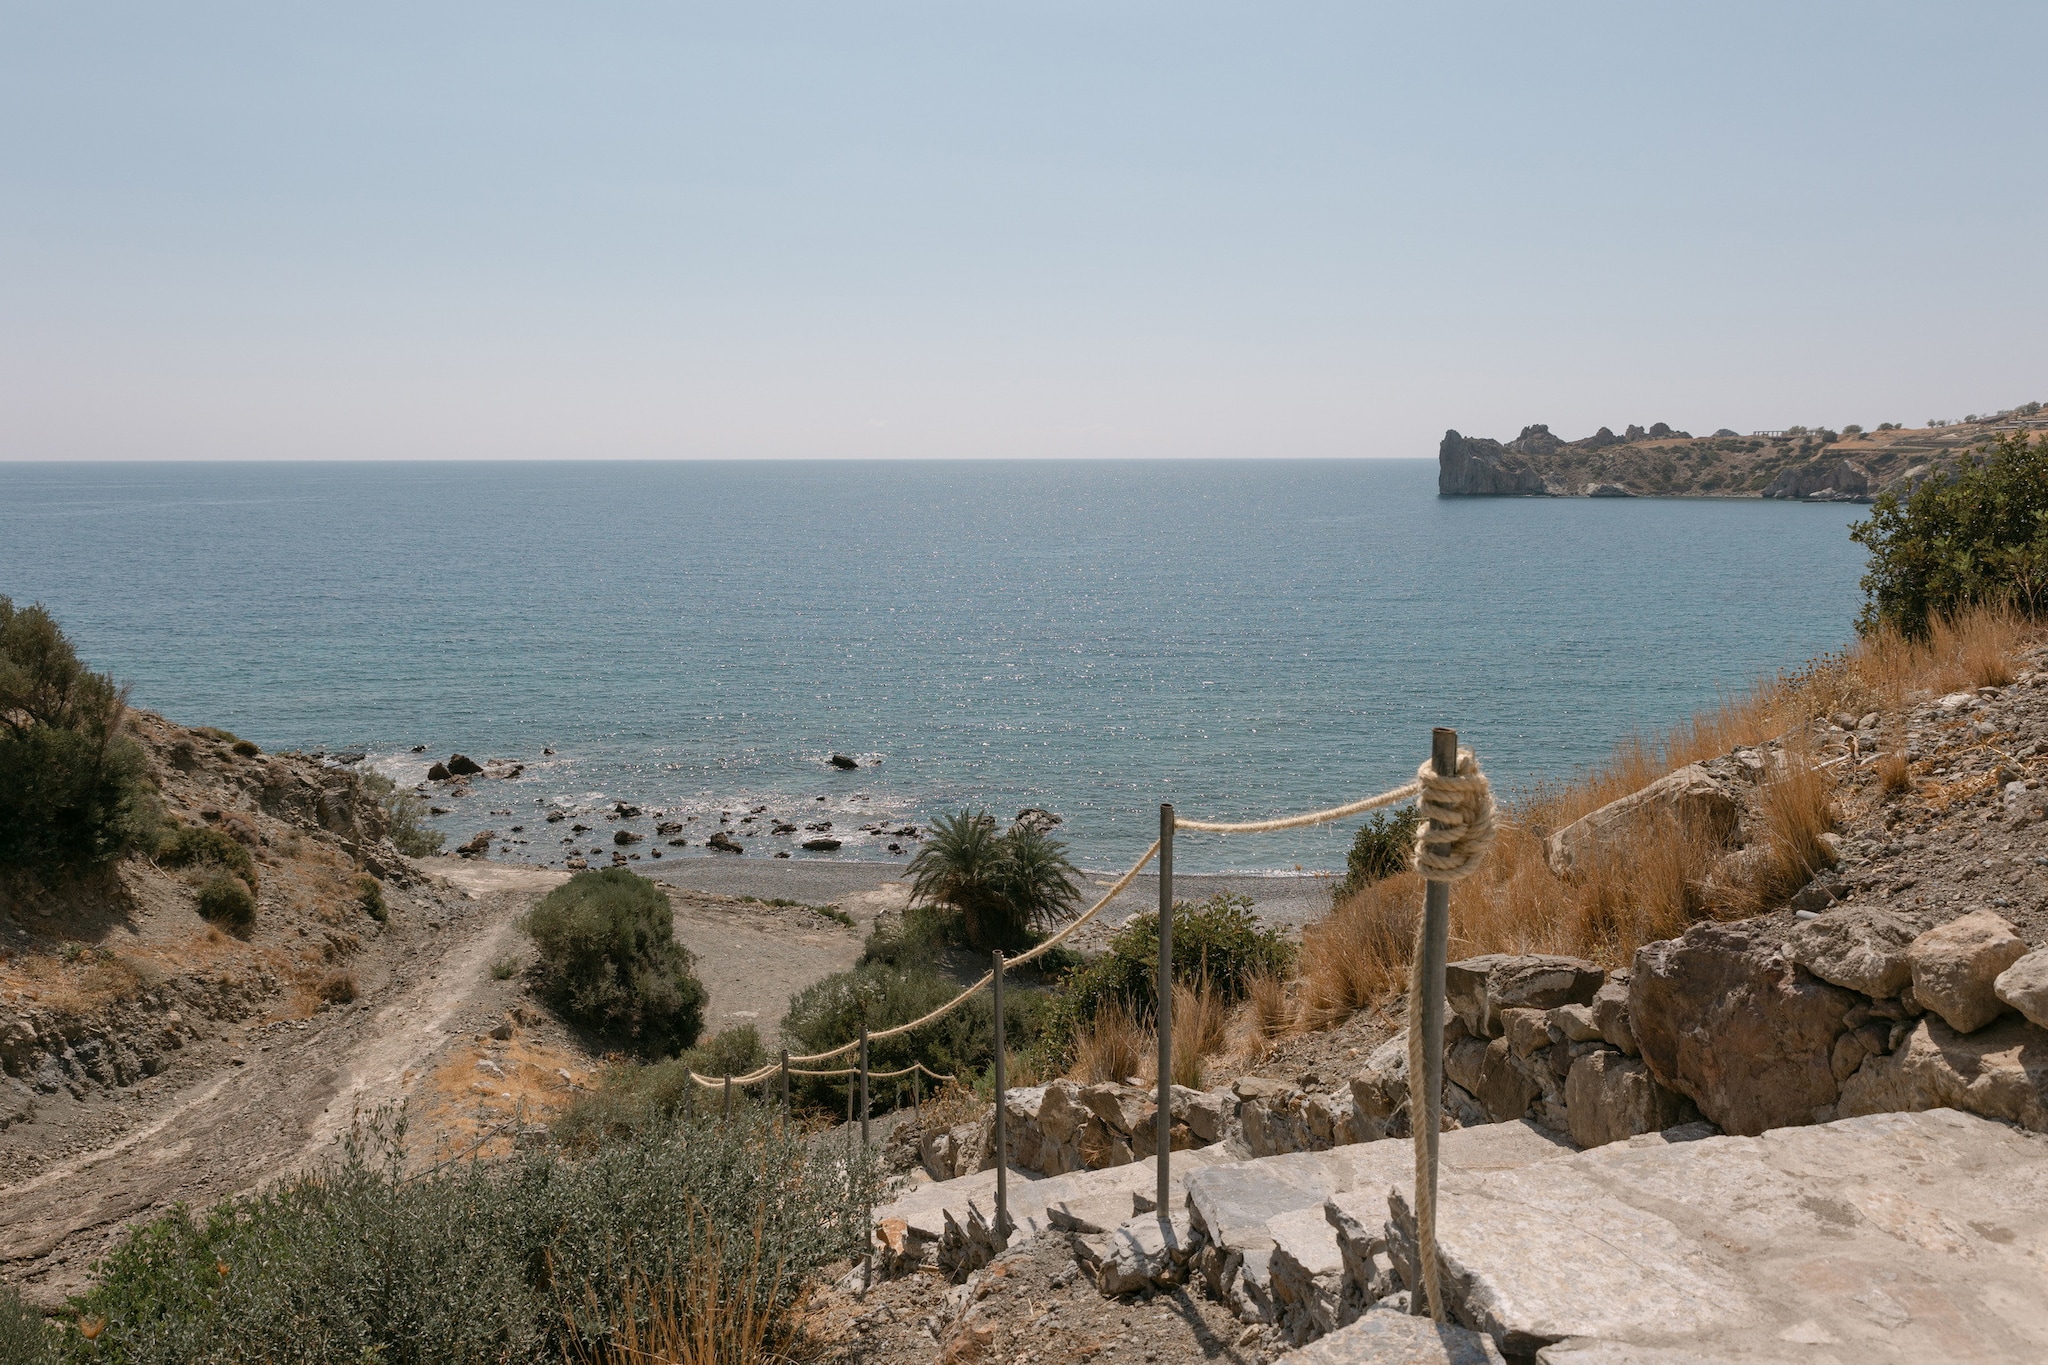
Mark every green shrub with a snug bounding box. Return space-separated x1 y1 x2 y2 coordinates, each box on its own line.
906 810 1081 950
359 770 446 857
0 599 158 875
65 1111 880 1365
156 825 257 893
1852 431 2048 635
1338 804 1421 897
229 738 260 758
687 1023 768 1079
195 874 256 934
523 870 705 1055
0 1284 56 1365
354 873 387 923
1041 893 1292 1063
489 954 519 980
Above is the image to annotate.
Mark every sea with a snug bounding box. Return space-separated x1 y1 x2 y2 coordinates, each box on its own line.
0 460 1870 873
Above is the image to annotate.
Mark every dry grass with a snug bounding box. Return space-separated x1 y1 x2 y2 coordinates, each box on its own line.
1288 604 2037 1029
1069 1000 1146 1084
583 1216 801 1365
1169 977 1229 1089
1244 970 1294 1041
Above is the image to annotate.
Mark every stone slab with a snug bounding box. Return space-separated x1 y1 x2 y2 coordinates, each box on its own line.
874 1144 1233 1248
1393 1108 2048 1361
1292 1312 1506 1365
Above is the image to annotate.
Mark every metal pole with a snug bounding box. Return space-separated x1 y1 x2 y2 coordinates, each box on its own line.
781 1048 791 1118
722 1073 733 1122
913 1066 921 1119
859 1023 871 1149
1417 726 1458 1318
992 949 1010 1241
1156 802 1175 1216
683 1073 695 1125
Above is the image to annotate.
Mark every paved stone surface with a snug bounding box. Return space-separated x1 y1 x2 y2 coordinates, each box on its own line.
1293 1311 1506 1364
874 1144 1233 1250
1395 1108 2048 1362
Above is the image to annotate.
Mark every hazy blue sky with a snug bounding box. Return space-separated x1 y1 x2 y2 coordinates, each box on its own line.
3 4 2043 460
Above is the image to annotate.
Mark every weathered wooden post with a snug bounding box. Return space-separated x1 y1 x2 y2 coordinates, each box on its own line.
912 1065 921 1119
992 949 1010 1240
1156 801 1175 1216
722 1072 733 1122
683 1073 695 1125
859 1023 871 1149
1415 726 1458 1319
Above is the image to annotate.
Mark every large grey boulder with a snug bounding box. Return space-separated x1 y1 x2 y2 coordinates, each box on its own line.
1542 765 1739 877
1391 1109 2048 1361
1437 430 1552 497
1907 910 2029 1033
1837 1014 2048 1131
1995 949 2048 1030
1291 1313 1506 1365
1785 903 1916 998
1445 956 1604 1039
1564 1050 1694 1149
1588 974 1636 1055
1630 920 1857 1135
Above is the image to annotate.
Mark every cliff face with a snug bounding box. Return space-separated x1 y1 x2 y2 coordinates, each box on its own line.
1436 410 2048 500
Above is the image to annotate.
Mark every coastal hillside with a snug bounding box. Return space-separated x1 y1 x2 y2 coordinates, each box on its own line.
1439 400 2048 500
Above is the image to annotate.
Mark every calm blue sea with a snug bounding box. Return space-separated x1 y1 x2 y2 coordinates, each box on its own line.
0 460 1868 872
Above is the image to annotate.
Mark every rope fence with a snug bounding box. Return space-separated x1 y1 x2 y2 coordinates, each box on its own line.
653 734 1498 1318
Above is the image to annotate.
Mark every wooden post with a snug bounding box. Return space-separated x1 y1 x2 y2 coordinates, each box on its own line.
1156 802 1175 1216
683 1073 695 1125
912 1065 921 1119
859 1023 871 1149
1416 726 1458 1318
722 1073 733 1122
992 949 1010 1240
781 1048 791 1117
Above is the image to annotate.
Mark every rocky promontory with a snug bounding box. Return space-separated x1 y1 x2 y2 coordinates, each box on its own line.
1438 403 2048 500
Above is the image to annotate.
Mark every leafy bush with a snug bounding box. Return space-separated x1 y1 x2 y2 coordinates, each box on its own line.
1040 893 1292 1063
64 1111 880 1365
0 598 157 874
0 1283 57 1365
523 870 706 1055
1338 804 1420 897
1851 431 2048 634
358 770 446 857
156 825 258 893
688 1024 767 1079
229 739 260 758
354 873 387 923
195 874 256 934
906 810 1080 950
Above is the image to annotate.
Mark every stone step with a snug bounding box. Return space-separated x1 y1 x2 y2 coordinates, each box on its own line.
1390 1107 2048 1362
1292 1310 1505 1365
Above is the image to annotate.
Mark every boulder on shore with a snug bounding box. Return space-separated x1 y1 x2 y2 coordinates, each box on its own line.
445 753 484 777
829 753 859 770
706 831 744 854
1543 764 1740 876
1907 910 2029 1034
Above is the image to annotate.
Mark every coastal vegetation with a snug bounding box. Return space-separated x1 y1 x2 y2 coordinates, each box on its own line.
1852 429 2048 635
358 769 446 857
906 809 1081 951
0 597 156 876
1291 602 2034 1028
0 1285 56 1365
60 1111 879 1365
1337 804 1422 896
523 869 707 1055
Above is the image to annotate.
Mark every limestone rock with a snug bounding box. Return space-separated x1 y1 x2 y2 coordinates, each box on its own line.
1473 1037 1541 1124
1179 1086 1232 1143
1350 1036 1410 1127
1445 956 1604 1039
1547 1003 1602 1044
1588 974 1636 1056
1630 920 1856 1135
1565 1050 1694 1149
1995 950 2048 1030
1437 430 1552 497
1543 766 1739 877
1908 910 2029 1033
1267 1204 1355 1342
1786 903 1917 998
1291 1314 1505 1365
1838 1015 2048 1131
1086 1213 1194 1296
1084 1081 1154 1136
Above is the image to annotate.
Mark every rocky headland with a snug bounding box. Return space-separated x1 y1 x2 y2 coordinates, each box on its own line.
1438 402 2048 501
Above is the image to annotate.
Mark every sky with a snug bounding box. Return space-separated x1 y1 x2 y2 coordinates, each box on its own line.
2 3 2044 461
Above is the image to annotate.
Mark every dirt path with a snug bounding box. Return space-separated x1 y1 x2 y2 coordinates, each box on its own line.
0 858 904 1308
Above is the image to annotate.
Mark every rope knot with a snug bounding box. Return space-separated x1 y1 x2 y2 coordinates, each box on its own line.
1412 747 1496 881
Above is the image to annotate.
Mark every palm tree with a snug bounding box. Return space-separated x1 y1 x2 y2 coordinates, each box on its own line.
907 809 1081 950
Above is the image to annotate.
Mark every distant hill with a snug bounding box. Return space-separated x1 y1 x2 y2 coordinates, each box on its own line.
1437 403 2048 501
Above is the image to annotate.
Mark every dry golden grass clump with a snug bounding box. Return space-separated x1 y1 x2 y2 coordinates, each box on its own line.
1169 977 1229 1089
1288 605 2035 1026
1070 999 1146 1084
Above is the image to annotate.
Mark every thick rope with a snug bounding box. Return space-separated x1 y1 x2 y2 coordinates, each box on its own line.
1411 749 1496 880
689 1060 955 1087
1405 746 1495 1322
1173 780 1421 834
